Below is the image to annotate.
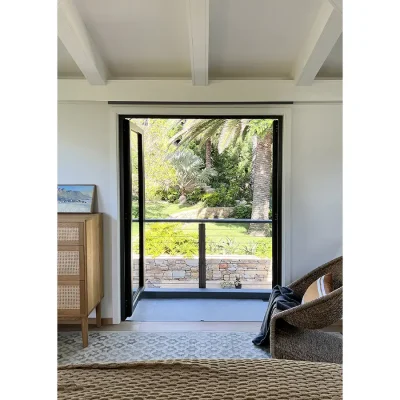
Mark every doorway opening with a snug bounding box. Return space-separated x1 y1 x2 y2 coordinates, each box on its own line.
119 115 282 321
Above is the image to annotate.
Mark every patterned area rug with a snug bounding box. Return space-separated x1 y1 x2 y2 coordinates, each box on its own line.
58 331 270 365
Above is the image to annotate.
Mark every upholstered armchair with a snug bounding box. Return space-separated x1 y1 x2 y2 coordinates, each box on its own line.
270 256 343 364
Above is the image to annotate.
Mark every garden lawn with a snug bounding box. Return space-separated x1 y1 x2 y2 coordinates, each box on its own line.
145 201 202 219
132 201 272 259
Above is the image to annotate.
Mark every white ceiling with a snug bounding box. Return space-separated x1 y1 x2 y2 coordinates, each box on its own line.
209 0 322 79
74 0 191 78
58 0 342 85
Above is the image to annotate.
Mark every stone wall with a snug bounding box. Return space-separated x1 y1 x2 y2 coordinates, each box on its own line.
132 255 272 289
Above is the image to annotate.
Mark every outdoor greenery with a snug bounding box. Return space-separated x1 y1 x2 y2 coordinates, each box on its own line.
133 223 198 257
202 189 236 207
132 223 272 258
170 118 274 230
132 201 272 258
131 119 180 200
130 117 274 259
167 149 216 202
232 204 252 219
209 137 253 204
132 201 201 219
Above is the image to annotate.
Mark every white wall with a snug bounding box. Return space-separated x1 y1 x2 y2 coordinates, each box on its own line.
57 101 342 321
290 104 342 281
58 102 116 318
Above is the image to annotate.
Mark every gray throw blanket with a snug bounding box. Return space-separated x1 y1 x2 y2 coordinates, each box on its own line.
253 285 301 347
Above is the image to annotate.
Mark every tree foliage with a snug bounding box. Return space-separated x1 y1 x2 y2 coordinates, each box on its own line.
247 119 274 138
170 118 274 154
130 117 275 229
171 118 275 227
167 149 216 196
131 118 180 200
170 119 248 155
209 132 253 202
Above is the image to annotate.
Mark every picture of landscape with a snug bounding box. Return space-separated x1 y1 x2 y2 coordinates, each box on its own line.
57 185 96 213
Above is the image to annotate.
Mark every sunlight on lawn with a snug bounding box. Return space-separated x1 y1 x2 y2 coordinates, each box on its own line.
132 201 272 259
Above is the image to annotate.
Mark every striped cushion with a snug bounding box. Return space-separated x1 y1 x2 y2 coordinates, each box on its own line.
302 273 333 304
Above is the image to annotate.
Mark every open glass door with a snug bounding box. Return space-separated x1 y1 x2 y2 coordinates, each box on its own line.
119 115 283 319
119 117 145 320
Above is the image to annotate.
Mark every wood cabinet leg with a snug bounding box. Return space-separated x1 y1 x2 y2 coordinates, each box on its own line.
81 317 89 348
96 302 102 328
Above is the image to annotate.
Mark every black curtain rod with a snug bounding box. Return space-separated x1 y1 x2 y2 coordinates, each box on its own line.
108 101 293 105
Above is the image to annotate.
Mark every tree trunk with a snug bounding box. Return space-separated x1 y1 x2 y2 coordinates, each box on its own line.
249 131 273 236
205 139 212 169
250 135 257 191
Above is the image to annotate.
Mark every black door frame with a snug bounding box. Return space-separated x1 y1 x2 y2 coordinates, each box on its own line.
119 117 146 320
119 114 283 320
271 119 282 287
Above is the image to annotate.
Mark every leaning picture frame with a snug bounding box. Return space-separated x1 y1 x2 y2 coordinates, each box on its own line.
57 184 97 213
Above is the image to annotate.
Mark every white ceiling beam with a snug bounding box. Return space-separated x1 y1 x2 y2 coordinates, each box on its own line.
58 79 342 103
58 0 108 85
186 0 209 86
292 1 342 86
328 0 343 14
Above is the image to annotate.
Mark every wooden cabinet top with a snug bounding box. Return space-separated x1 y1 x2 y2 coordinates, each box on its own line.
58 213 102 223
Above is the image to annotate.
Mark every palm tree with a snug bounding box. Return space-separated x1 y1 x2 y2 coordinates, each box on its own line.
174 119 214 168
205 138 212 169
167 149 216 204
170 119 274 235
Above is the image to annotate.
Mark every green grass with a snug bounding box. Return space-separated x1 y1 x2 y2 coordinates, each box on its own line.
144 201 202 219
132 201 272 258
132 201 202 235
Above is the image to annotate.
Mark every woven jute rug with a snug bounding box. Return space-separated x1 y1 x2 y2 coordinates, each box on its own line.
58 358 342 400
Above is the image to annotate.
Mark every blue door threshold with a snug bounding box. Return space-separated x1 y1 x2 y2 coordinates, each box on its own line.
127 298 268 322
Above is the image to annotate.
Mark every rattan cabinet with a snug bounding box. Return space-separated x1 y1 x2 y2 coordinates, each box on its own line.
57 213 103 347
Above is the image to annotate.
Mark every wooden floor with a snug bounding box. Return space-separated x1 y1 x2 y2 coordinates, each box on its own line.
58 321 262 332
58 321 342 333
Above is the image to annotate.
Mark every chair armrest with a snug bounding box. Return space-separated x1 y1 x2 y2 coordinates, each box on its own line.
271 287 343 330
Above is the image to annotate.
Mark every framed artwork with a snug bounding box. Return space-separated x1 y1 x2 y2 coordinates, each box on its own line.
57 184 96 213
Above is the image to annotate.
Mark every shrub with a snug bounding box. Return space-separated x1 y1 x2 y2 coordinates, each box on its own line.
201 186 237 207
202 192 221 207
255 240 272 258
207 239 224 254
206 238 240 255
209 135 253 204
232 204 252 219
156 187 180 203
241 243 257 255
133 223 198 257
207 237 272 258
224 238 240 253
158 186 205 205
185 188 204 205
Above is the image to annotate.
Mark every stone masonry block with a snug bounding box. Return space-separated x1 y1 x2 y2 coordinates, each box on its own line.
172 270 185 279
